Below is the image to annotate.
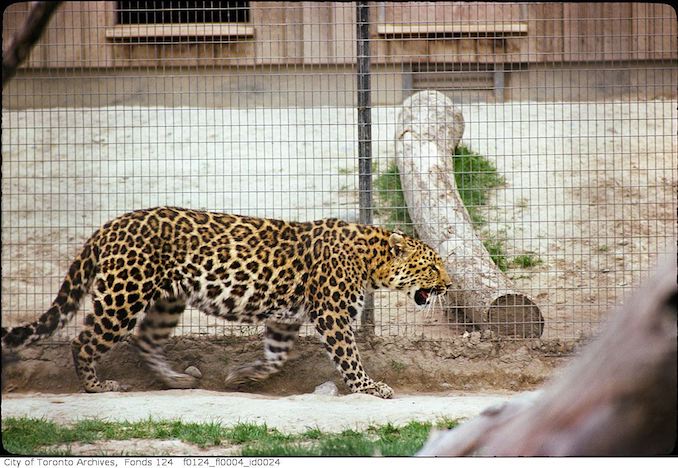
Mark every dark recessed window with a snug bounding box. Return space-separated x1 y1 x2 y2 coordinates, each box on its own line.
117 1 250 24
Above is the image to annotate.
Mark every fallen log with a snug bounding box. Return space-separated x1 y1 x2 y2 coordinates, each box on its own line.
394 90 543 337
418 251 677 456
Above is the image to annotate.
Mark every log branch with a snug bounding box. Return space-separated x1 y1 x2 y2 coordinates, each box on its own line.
2 1 62 86
395 90 543 337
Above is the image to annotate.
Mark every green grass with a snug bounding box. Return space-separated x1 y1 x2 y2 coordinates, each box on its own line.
452 144 506 225
1 418 236 454
2 418 65 455
2 417 459 457
242 420 457 457
510 254 543 268
483 237 510 272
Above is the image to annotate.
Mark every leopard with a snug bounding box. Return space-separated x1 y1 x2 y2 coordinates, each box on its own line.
2 207 451 398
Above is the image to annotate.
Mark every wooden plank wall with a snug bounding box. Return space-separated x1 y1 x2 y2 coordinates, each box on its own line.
2 1 114 68
376 2 528 64
2 2 676 69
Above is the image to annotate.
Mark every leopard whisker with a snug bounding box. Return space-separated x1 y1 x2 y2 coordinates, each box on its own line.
424 293 435 320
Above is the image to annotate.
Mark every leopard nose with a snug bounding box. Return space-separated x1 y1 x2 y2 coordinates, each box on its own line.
441 270 452 285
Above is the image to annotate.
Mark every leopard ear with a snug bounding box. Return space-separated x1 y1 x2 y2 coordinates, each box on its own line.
389 232 407 257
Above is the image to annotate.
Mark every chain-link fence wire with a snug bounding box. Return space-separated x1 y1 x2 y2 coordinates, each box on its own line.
2 2 676 343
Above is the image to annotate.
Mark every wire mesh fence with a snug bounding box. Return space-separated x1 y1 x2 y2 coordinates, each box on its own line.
2 2 676 344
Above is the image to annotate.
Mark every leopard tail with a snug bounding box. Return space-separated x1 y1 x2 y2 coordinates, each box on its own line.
1 233 100 350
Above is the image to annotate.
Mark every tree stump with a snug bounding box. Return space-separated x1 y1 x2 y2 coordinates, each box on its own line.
395 90 543 338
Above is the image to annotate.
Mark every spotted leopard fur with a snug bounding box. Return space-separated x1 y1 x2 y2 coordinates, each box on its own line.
2 207 451 398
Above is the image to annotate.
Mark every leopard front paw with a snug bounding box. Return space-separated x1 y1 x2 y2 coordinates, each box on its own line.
362 381 394 399
99 380 130 392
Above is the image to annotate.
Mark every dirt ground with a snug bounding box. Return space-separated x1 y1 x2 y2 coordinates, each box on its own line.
2 333 572 395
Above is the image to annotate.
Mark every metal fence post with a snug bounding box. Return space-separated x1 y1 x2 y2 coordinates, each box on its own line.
356 1 374 333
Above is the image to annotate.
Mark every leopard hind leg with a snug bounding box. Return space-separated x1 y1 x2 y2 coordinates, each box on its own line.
224 320 301 386
71 282 147 392
129 296 197 389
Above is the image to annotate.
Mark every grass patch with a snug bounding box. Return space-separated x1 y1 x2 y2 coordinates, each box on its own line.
2 418 64 455
371 421 431 456
452 144 506 225
2 417 459 457
510 254 543 268
242 420 458 457
1 418 235 454
483 237 510 272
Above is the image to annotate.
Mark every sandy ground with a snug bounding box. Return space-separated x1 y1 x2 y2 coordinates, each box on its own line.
2 101 676 342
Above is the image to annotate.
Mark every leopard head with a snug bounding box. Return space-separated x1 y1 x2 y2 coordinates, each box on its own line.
380 231 452 307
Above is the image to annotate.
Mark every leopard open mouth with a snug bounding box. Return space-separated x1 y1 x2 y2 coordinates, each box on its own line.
414 288 434 306
414 286 447 306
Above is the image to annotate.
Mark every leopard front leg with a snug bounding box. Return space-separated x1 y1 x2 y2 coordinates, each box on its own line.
313 311 393 399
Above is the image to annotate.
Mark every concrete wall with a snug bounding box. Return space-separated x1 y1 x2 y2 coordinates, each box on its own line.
505 62 678 102
3 61 676 109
